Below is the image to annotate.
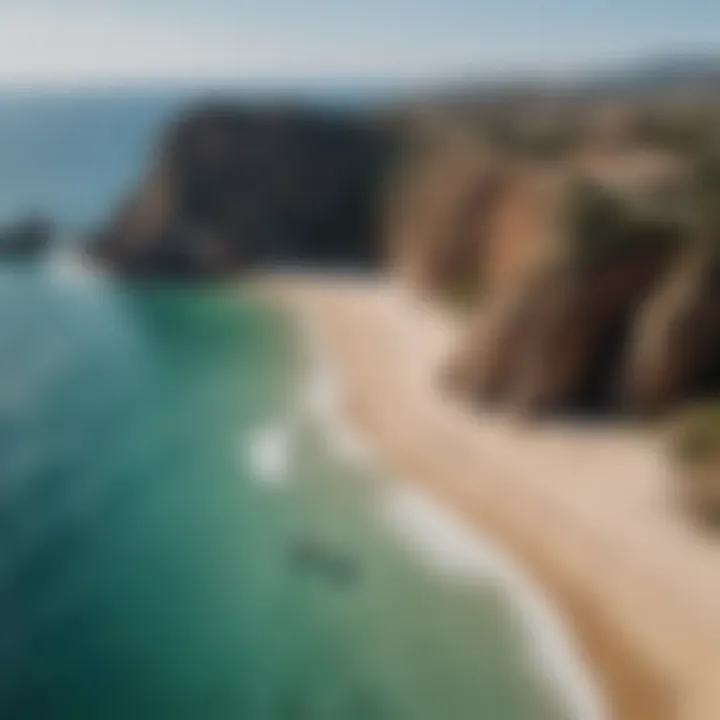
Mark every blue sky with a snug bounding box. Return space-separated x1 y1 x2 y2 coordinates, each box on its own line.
0 0 718 85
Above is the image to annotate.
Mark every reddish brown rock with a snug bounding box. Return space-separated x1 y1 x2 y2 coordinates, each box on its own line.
449 170 685 415
385 124 497 297
507 241 676 414
621 249 720 412
445 267 562 402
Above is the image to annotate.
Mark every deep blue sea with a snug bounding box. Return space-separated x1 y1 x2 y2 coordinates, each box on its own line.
0 91 589 720
0 90 192 231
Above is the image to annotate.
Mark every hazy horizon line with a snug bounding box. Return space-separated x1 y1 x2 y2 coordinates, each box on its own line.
0 44 717 96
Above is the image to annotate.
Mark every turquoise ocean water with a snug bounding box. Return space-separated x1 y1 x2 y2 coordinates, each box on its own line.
0 92 584 719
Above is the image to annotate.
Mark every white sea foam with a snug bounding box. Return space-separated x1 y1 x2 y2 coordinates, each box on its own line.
295 309 608 720
245 421 293 487
382 485 607 720
299 316 380 469
243 313 376 489
44 246 105 289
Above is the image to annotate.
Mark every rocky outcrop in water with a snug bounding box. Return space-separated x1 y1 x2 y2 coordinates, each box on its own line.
0 217 53 260
93 103 389 276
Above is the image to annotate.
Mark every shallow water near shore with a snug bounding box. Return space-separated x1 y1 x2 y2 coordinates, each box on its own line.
0 262 576 720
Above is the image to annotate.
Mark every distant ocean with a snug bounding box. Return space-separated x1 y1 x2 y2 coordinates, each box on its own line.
0 90 193 231
0 90 595 720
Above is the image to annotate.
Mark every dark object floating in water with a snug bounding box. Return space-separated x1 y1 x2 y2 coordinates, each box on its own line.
0 216 53 260
289 537 360 586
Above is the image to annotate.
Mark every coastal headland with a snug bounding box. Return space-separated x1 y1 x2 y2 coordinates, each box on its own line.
87 80 720 719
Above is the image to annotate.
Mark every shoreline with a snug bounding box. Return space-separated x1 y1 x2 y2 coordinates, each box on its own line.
296 289 606 720
379 484 605 720
263 273 720 720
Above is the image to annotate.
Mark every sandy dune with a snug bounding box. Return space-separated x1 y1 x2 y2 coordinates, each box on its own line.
267 274 720 720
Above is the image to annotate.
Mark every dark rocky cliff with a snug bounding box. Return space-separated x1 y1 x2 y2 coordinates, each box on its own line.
93 103 390 276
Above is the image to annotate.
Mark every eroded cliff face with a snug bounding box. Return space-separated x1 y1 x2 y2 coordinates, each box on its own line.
384 125 498 298
506 243 677 414
449 243 681 414
622 249 720 412
93 103 389 276
441 160 713 416
93 97 720 416
383 115 590 308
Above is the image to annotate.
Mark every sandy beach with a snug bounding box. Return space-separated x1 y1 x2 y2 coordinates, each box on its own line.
266 274 720 720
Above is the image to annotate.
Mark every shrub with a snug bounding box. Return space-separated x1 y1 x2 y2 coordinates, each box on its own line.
672 403 720 526
559 178 678 267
